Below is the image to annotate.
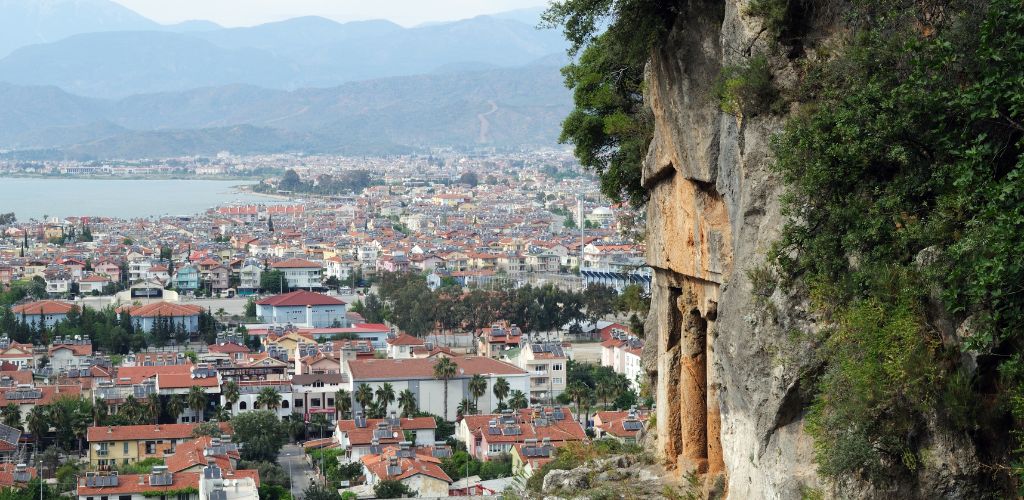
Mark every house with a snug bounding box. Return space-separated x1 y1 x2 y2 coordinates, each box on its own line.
0 338 35 369
48 338 94 373
221 380 294 419
593 408 650 444
291 373 347 421
121 302 203 334
75 466 259 500
458 407 586 461
79 274 112 294
165 436 240 473
510 439 562 479
477 322 523 358
203 265 230 293
360 443 452 497
173 265 200 292
335 414 438 463
270 258 323 289
238 263 262 295
0 385 82 424
86 422 229 467
601 330 644 392
507 343 567 403
386 333 425 359
0 462 35 489
256 290 347 327
343 356 530 418
93 260 121 281
0 423 22 462
207 342 250 363
12 300 75 328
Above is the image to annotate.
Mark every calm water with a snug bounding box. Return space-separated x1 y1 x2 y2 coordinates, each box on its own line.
0 178 278 220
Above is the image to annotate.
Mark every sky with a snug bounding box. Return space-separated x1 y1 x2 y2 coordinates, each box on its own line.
110 0 549 28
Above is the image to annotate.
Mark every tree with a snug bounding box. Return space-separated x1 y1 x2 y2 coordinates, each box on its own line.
223 381 241 415
398 389 417 418
279 169 303 191
565 383 589 423
493 377 510 407
375 383 396 415
260 270 288 294
456 399 477 419
147 393 162 424
1 403 20 429
232 410 288 462
468 374 487 414
256 387 282 411
167 394 186 423
334 389 351 420
303 483 341 500
244 298 257 318
373 480 414 499
433 357 458 421
188 386 207 423
355 384 374 414
508 390 528 411
192 421 223 438
457 172 479 187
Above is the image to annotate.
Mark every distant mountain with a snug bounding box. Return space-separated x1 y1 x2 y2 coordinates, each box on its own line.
0 12 568 98
0 0 159 57
0 66 571 159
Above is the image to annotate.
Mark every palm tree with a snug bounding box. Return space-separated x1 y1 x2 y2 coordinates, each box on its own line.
565 383 589 423
355 384 374 414
147 393 162 424
508 390 528 411
93 398 108 426
1 403 20 429
334 389 351 420
468 374 487 414
188 386 207 423
432 357 458 421
223 381 241 415
256 387 282 411
596 379 618 409
26 406 48 447
456 399 477 419
493 377 510 407
168 394 186 423
375 383 396 414
398 389 417 418
213 405 231 422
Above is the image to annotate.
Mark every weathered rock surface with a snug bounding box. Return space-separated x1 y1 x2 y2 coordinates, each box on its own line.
641 0 986 498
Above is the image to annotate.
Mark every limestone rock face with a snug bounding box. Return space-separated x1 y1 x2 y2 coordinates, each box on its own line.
642 1 987 498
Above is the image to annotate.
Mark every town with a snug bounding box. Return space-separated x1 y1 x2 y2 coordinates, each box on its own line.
0 152 651 499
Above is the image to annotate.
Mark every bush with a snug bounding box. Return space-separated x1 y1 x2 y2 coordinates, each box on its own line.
714 55 781 117
239 460 290 489
232 410 288 462
373 480 414 498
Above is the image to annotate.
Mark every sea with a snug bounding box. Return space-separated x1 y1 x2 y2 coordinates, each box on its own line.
0 177 282 220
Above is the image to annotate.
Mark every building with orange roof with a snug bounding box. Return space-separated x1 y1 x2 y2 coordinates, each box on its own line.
335 413 437 463
86 422 231 468
48 337 94 372
76 465 259 500
0 463 35 488
385 332 425 359
121 301 202 333
11 299 75 328
458 407 586 461
255 290 347 327
510 438 564 479
593 408 650 444
270 258 323 289
0 338 34 369
343 356 529 419
360 442 452 497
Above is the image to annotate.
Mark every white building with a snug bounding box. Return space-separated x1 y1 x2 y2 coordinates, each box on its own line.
255 290 348 327
342 356 530 419
506 343 568 403
271 258 323 289
601 331 645 392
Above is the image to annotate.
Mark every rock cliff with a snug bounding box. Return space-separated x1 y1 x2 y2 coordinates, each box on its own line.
640 0 830 497
641 1 994 498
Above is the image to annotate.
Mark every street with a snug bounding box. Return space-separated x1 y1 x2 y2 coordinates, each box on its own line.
278 444 315 499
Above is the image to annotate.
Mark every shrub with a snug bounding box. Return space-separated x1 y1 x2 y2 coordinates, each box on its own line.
715 55 781 117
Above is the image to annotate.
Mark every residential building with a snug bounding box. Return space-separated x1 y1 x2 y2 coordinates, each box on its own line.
255 290 347 327
386 333 425 359
477 323 523 358
86 423 226 467
122 302 203 334
48 338 93 373
335 414 438 463
458 407 586 461
342 356 529 418
174 265 200 292
238 263 262 295
507 343 567 403
593 408 650 444
271 258 323 289
79 274 112 294
360 443 452 497
291 373 347 421
11 300 75 328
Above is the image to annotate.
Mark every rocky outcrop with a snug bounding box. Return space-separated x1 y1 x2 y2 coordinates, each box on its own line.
642 0 809 496
642 1 989 498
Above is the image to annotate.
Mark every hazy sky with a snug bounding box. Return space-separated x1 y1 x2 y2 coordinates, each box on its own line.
110 0 549 28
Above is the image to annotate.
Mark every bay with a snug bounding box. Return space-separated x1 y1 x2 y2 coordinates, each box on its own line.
0 177 279 220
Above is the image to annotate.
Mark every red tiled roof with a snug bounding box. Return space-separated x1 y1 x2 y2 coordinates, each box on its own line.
337 417 436 433
271 258 321 269
48 343 93 357
11 300 75 315
0 463 35 487
347 356 527 381
361 446 451 484
387 333 425 346
87 422 230 442
0 385 80 406
122 302 202 318
256 290 345 307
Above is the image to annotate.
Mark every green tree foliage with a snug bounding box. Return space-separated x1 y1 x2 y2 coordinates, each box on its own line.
259 169 372 196
433 357 458 421
232 410 288 462
373 480 414 499
260 270 288 294
764 0 1024 488
543 0 682 206
302 484 342 500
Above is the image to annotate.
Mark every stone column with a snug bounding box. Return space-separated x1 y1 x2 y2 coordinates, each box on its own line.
678 295 708 473
706 311 725 475
654 280 684 465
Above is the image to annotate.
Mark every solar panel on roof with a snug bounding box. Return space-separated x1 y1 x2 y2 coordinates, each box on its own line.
149 473 172 486
623 420 643 431
552 409 565 420
502 426 522 436
209 490 227 500
487 427 502 435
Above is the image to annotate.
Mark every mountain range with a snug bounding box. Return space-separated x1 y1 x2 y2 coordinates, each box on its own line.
0 1 572 159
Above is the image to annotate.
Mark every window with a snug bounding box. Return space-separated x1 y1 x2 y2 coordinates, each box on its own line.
327 398 334 407
295 399 304 407
282 400 290 409
239 401 247 410
312 380 324 388
123 442 129 454
311 398 321 407
552 364 562 371
553 378 562 384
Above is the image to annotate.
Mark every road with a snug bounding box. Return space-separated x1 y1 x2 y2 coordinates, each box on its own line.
278 444 315 499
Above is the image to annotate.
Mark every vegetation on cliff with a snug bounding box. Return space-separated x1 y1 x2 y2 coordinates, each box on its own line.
764 0 1024 490
543 0 681 207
